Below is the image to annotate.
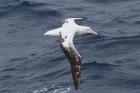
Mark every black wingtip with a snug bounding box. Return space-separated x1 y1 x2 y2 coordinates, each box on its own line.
75 86 78 90
74 82 79 90
73 76 80 90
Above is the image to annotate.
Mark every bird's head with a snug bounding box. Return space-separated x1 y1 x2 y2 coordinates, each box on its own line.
83 26 98 35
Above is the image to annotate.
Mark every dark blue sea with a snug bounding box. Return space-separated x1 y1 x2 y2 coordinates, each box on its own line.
0 0 140 93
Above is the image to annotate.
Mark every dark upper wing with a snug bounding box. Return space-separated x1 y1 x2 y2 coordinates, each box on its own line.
59 32 81 90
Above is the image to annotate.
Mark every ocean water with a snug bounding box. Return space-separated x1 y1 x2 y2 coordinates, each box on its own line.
0 0 140 93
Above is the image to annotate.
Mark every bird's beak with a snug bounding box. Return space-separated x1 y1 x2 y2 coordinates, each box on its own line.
92 30 98 35
91 29 98 35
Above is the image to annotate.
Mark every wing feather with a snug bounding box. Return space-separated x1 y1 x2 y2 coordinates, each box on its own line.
59 32 81 90
44 28 61 36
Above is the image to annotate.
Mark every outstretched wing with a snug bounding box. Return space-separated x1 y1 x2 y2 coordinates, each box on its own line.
59 32 81 90
44 28 61 36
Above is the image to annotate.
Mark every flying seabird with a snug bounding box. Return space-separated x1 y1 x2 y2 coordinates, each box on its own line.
44 18 98 90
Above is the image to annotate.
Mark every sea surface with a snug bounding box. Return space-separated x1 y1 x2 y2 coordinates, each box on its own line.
0 0 140 93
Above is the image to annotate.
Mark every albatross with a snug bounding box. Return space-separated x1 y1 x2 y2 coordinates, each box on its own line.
44 18 98 90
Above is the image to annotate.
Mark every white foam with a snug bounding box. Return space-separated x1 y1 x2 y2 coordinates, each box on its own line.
53 87 71 93
33 87 48 93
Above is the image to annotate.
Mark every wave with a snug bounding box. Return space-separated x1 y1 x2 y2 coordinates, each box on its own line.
0 0 61 18
9 57 28 62
16 0 46 7
13 1 61 16
0 0 46 12
32 85 71 93
53 87 71 93
76 33 140 44
82 61 117 70
85 0 134 3
97 35 140 49
107 77 140 89
0 75 13 81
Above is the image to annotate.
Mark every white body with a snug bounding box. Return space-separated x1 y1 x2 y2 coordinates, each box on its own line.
44 18 98 37
44 18 98 49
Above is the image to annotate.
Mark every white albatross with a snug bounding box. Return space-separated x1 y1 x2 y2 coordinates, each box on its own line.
44 18 98 90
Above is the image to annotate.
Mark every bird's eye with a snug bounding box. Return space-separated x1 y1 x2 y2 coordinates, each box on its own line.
65 20 68 23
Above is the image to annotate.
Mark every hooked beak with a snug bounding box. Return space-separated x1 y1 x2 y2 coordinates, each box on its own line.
90 29 98 35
